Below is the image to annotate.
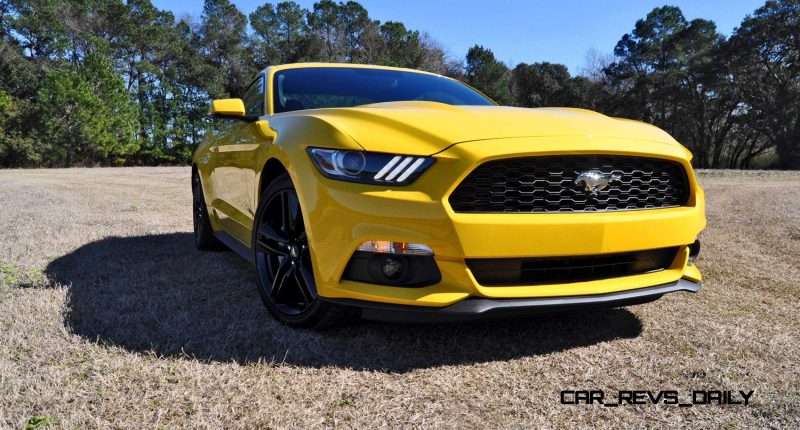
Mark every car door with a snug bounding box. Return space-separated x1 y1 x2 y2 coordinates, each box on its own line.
212 75 266 245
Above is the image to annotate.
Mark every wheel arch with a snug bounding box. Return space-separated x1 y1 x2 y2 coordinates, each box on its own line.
258 157 290 201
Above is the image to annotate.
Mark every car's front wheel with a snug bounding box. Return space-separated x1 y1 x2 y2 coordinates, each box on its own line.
252 173 356 328
192 171 223 250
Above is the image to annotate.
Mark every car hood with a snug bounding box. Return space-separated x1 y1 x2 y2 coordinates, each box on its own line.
305 101 680 155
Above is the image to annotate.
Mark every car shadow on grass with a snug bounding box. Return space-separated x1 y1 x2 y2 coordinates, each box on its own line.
48 233 643 372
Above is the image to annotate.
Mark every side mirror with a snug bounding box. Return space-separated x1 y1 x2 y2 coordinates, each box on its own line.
209 98 246 119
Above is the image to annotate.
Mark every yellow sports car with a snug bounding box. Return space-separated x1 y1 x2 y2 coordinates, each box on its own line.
192 63 705 328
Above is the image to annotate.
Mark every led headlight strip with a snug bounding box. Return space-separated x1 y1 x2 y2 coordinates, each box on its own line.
307 147 434 185
373 156 429 182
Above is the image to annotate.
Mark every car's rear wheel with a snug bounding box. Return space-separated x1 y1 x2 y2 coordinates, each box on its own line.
192 171 223 250
253 173 357 328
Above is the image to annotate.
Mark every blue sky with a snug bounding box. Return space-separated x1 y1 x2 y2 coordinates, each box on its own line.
151 0 765 73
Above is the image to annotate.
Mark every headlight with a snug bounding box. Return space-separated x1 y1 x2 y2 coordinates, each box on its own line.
307 147 434 185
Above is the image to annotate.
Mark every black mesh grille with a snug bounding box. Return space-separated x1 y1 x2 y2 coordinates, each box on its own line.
449 155 689 213
467 247 679 286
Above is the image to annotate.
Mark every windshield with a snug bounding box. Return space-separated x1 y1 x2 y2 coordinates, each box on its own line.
272 67 494 113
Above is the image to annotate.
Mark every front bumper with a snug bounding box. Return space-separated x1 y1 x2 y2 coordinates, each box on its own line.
323 278 701 322
292 135 706 309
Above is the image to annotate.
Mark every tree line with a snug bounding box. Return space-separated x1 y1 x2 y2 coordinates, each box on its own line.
0 0 798 169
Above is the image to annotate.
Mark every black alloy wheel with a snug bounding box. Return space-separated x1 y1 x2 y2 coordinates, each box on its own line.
255 187 315 315
253 173 356 328
192 171 223 250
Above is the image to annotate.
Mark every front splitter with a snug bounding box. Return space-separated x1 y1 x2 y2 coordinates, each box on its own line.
321 278 701 323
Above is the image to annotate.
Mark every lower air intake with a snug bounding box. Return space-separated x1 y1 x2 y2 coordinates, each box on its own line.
467 247 680 286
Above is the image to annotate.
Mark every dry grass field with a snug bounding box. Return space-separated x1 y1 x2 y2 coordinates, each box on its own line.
0 167 798 429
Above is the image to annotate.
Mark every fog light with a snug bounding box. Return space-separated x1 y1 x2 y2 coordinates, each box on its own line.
343 242 441 287
381 256 404 279
357 241 433 255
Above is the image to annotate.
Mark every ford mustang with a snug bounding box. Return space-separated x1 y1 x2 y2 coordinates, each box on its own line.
192 63 705 328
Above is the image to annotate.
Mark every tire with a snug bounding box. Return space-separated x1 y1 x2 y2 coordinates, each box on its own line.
192 171 224 250
252 173 358 328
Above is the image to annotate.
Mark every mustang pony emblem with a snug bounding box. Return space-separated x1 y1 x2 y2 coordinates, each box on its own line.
575 170 621 195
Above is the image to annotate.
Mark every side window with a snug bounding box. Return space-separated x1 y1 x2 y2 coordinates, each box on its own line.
242 76 265 117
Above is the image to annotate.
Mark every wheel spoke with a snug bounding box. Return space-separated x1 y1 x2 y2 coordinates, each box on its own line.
280 192 291 234
294 262 317 305
256 238 287 256
278 191 302 235
288 193 300 234
257 223 288 256
270 260 292 299
258 222 285 242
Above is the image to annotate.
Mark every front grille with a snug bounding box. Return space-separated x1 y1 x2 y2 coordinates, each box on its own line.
449 155 689 213
467 247 679 286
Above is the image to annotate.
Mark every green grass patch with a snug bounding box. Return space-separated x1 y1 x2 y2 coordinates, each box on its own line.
0 264 49 288
25 415 53 429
